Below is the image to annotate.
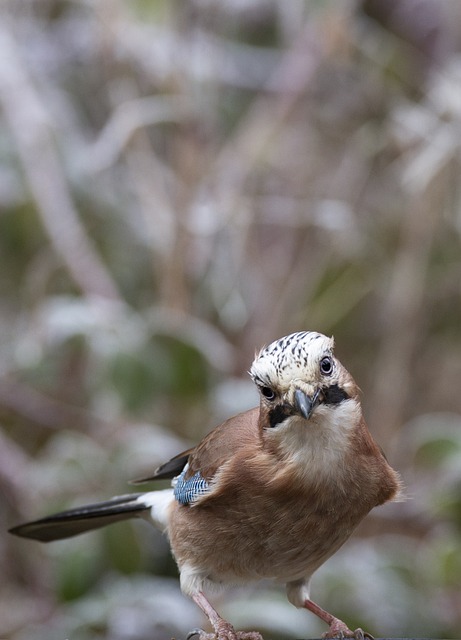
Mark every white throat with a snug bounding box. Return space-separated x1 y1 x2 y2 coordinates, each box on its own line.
266 398 361 484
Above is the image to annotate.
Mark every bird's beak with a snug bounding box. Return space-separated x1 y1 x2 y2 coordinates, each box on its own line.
293 388 321 420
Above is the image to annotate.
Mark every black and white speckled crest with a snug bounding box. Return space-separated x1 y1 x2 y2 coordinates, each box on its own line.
250 331 334 390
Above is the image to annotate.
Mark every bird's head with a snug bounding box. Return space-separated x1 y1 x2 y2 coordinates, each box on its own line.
250 331 361 447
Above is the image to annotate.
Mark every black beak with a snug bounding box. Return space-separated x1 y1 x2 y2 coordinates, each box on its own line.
294 388 321 420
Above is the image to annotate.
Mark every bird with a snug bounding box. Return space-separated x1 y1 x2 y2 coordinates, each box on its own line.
9 331 402 640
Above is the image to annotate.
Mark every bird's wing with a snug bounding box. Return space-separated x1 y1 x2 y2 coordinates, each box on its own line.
185 406 260 479
176 406 261 505
134 407 261 504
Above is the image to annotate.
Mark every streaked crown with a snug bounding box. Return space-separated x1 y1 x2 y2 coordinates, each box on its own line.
250 331 335 392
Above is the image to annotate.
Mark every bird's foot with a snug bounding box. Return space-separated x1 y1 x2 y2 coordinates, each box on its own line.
189 591 263 640
322 620 373 640
187 629 210 640
352 629 373 640
187 627 263 640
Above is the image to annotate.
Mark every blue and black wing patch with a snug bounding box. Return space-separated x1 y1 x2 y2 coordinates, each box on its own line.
173 463 209 505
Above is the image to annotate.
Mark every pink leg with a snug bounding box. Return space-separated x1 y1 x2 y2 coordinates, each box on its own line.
302 598 372 640
190 591 263 640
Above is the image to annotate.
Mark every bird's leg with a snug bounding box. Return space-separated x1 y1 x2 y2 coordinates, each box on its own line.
190 591 263 640
302 598 373 640
190 592 236 640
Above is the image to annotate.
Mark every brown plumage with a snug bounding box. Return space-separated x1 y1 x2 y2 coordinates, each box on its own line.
9 331 402 640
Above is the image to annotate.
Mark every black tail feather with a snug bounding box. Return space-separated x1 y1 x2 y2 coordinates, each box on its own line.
9 493 148 542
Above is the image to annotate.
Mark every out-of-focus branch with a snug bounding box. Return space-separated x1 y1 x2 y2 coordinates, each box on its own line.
0 376 106 432
0 428 32 496
369 153 450 451
193 22 326 347
147 307 236 373
82 96 193 172
207 22 323 207
0 25 121 301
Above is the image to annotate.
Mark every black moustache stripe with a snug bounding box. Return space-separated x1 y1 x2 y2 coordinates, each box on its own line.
268 404 293 429
266 384 349 429
322 384 349 405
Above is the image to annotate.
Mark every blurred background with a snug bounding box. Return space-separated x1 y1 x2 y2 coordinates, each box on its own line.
1 0 461 638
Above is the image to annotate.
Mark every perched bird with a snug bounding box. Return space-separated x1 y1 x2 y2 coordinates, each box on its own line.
9 331 402 640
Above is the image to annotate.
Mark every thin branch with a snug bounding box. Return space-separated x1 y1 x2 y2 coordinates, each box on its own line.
0 376 105 432
0 25 121 301
82 96 193 172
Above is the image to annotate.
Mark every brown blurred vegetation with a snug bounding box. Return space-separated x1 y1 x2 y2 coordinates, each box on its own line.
1 1 461 639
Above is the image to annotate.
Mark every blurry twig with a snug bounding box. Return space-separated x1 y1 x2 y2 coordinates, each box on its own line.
0 376 107 432
82 96 193 172
193 22 326 345
147 307 236 373
206 22 323 209
369 152 451 450
0 25 121 301
0 428 33 496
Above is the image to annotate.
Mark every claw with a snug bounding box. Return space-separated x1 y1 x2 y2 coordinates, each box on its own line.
322 627 374 640
351 629 374 640
186 629 263 640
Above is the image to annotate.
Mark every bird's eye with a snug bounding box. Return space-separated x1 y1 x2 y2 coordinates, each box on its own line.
320 356 333 375
261 386 276 401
